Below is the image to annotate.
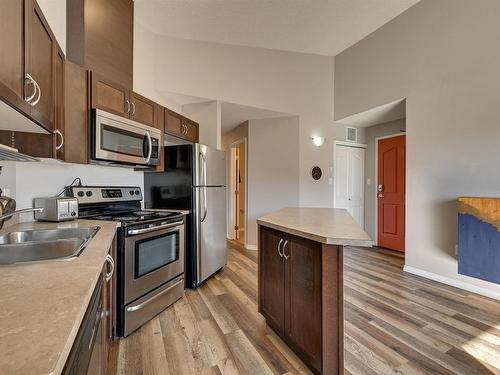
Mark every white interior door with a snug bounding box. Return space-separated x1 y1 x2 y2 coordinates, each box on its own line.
334 144 365 228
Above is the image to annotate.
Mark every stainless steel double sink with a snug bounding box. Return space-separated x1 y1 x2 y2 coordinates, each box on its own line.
0 227 99 265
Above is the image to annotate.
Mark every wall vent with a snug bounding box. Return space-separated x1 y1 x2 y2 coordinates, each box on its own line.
346 127 357 142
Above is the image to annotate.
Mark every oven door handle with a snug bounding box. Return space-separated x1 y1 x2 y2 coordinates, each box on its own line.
127 221 184 236
126 278 184 312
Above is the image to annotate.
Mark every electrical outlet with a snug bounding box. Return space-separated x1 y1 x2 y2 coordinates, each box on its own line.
367 178 371 185
454 244 458 257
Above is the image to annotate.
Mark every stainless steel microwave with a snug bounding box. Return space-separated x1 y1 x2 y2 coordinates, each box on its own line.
91 109 161 167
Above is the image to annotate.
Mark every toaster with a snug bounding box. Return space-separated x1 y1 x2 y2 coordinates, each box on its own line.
34 197 79 222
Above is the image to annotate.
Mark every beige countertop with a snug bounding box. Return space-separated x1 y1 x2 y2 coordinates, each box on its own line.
258 207 373 247
0 219 119 375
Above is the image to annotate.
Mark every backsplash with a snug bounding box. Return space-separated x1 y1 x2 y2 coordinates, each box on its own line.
0 159 144 226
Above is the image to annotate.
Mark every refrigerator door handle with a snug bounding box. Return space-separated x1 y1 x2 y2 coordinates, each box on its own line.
200 152 208 222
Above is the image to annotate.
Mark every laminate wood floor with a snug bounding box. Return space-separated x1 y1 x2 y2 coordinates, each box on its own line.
108 244 500 375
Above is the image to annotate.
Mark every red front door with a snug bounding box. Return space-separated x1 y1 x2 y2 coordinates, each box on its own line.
378 135 406 252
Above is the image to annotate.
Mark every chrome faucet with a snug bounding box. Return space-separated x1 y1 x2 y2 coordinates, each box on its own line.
0 207 44 230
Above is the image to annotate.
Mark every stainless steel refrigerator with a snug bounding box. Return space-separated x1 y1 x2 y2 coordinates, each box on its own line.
144 143 227 288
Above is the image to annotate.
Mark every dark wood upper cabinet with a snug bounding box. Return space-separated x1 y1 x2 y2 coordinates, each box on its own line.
259 225 323 374
0 0 59 133
0 0 30 114
90 72 129 118
183 119 199 143
54 46 65 160
165 109 183 137
63 61 89 164
129 91 157 127
165 109 200 143
27 0 57 131
67 0 134 90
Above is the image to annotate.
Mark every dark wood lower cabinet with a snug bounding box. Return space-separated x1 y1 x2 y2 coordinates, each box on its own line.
285 235 322 372
259 227 285 334
63 247 114 375
259 225 343 375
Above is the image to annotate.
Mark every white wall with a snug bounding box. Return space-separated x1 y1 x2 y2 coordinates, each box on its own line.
364 119 406 239
299 117 366 207
182 101 222 150
0 160 143 226
247 117 300 248
133 22 366 210
37 0 66 53
335 0 500 298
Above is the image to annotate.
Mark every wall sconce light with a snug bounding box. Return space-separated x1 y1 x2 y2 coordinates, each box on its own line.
312 136 325 147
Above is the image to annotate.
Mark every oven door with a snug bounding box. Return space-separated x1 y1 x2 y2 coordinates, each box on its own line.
124 221 185 304
93 109 160 166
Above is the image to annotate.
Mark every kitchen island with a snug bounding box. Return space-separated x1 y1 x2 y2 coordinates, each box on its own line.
257 207 372 375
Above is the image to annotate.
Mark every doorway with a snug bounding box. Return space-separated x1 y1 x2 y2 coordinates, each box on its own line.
376 135 406 252
229 139 247 246
333 141 366 228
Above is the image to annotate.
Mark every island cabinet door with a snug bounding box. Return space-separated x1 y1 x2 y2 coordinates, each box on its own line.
259 226 286 334
283 234 322 374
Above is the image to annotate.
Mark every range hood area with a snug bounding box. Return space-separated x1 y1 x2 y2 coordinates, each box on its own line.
0 99 50 135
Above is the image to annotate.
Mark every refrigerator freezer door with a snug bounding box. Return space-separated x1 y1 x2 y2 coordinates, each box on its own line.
195 186 227 284
194 144 226 187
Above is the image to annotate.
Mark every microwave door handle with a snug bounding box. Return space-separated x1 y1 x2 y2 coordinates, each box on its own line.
144 131 152 163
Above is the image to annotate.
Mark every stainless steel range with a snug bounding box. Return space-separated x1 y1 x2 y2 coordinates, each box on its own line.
69 186 185 337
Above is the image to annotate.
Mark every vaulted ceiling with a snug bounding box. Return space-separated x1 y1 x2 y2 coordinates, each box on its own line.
134 0 420 56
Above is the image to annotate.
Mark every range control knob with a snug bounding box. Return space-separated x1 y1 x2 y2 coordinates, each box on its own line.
135 190 140 195
71 211 77 217
77 191 84 197
86 191 93 197
130 190 135 195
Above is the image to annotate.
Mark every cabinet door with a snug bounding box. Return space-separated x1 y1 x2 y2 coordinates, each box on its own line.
27 0 56 131
0 0 30 114
165 109 183 137
183 119 199 142
90 72 130 118
130 91 157 127
284 235 322 373
54 46 65 160
63 61 88 164
259 226 285 334
82 0 133 89
102 249 114 373
153 106 165 172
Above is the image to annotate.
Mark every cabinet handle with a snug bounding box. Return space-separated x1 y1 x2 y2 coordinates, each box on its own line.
131 102 136 116
277 238 284 258
24 74 37 104
31 78 41 106
54 129 64 150
125 100 131 114
105 254 114 282
282 240 289 260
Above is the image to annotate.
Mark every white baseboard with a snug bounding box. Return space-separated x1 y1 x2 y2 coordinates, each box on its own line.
403 265 500 301
246 245 258 251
